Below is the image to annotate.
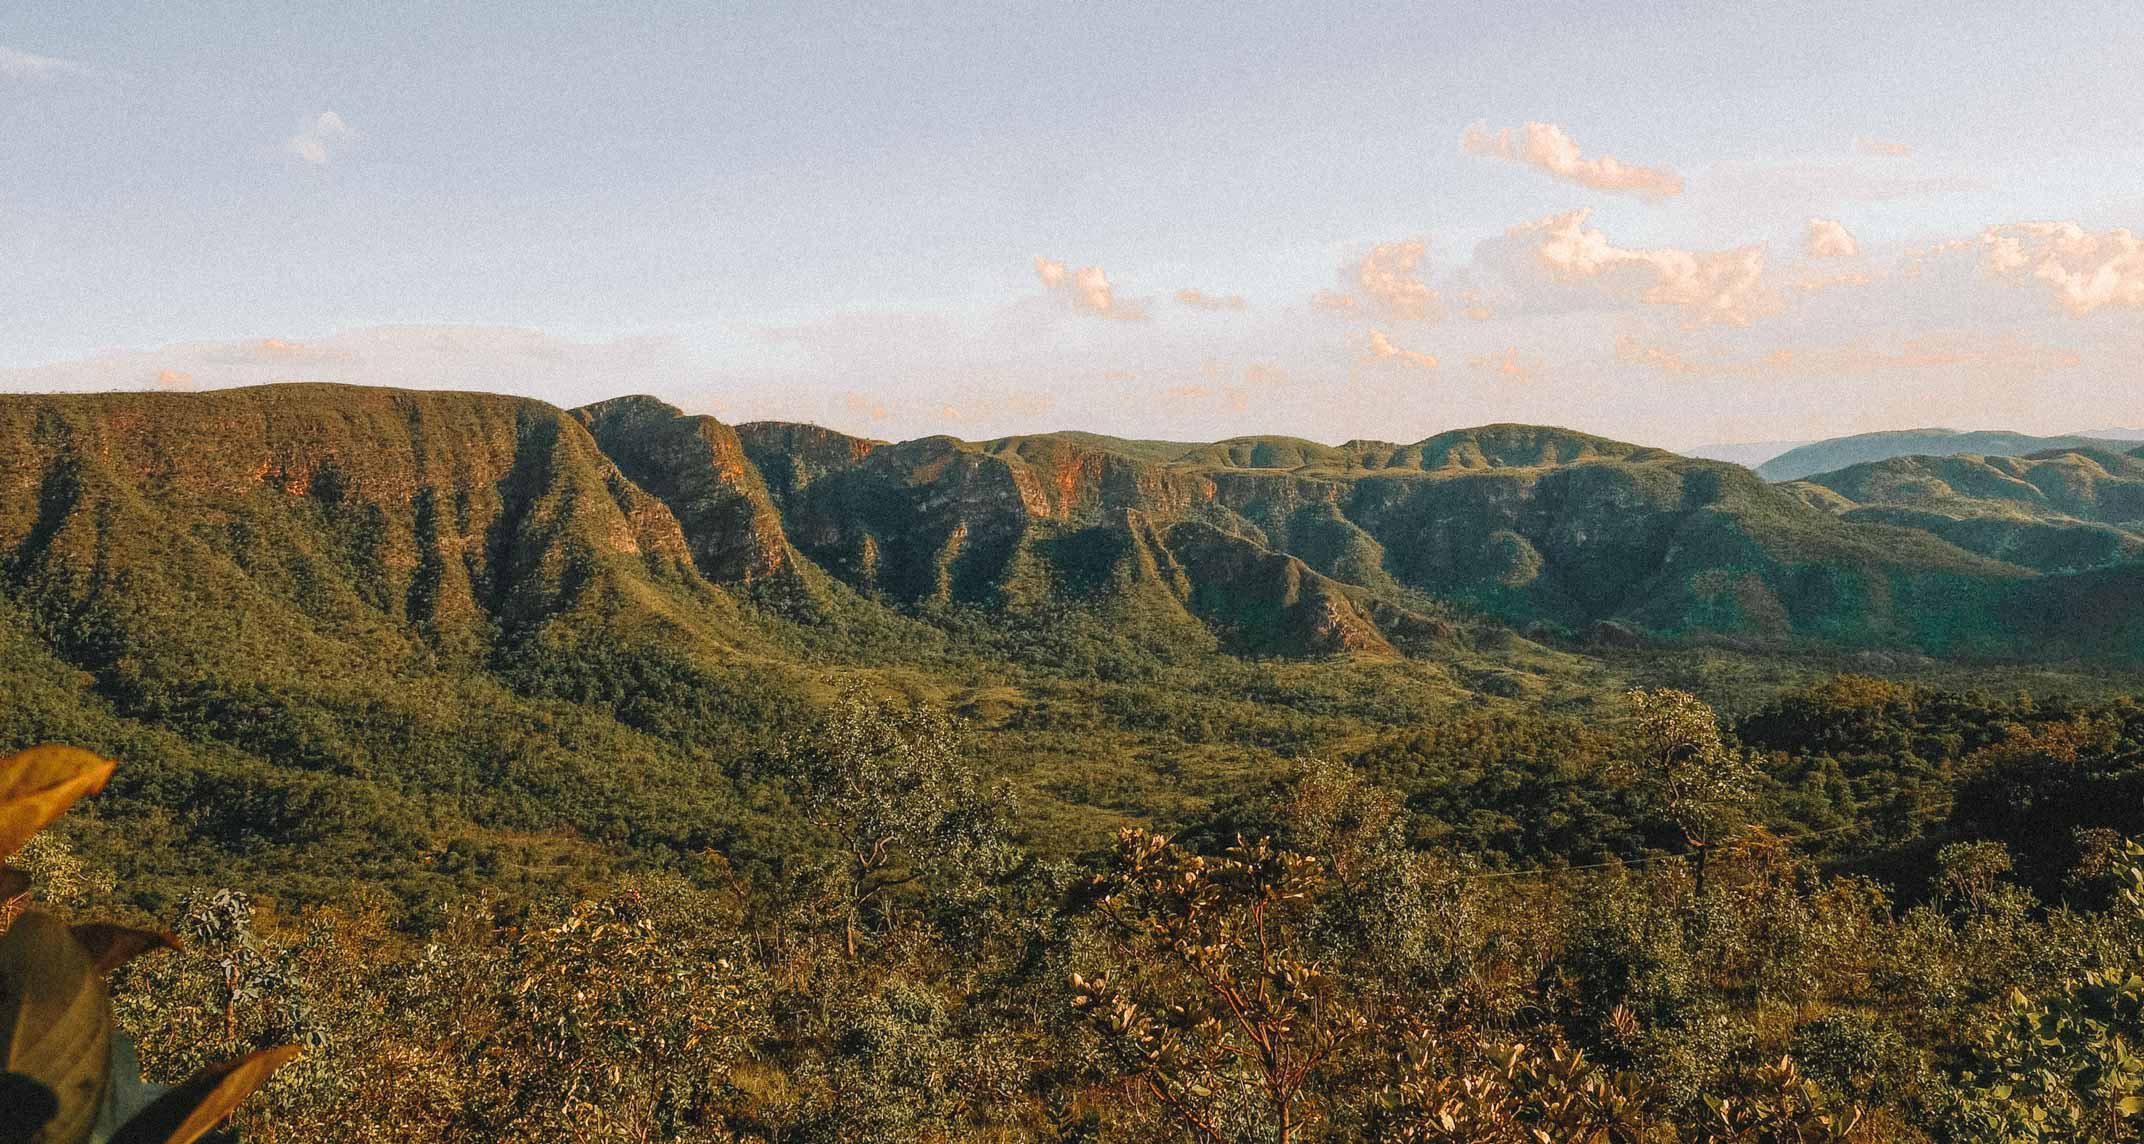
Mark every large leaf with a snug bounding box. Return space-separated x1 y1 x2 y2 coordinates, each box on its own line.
67 927 178 978
108 1045 299 1144
91 1031 169 1144
0 748 117 861
0 909 112 1144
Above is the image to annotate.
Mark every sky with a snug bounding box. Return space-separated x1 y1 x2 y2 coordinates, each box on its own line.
3 2 2142 449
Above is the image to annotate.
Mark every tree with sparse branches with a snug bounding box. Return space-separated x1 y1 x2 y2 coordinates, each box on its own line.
1071 829 1372 1144
1616 689 1758 901
783 691 1014 957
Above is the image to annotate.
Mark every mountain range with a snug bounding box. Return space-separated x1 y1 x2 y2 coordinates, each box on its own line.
3 383 2138 675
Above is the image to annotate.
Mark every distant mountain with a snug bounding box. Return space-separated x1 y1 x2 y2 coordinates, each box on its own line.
1758 429 2132 482
1683 440 1812 469
1788 445 2144 574
2079 427 2144 442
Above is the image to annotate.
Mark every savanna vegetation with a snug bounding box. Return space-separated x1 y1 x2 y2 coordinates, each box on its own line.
11 673 2144 1142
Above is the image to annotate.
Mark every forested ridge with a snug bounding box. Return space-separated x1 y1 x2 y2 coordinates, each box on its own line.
3 384 2144 1140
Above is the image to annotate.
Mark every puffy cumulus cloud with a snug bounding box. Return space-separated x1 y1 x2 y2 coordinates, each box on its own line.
285 111 358 165
1856 138 1913 158
0 45 86 81
1325 240 1439 321
1034 256 1150 321
1978 222 2144 316
1805 218 1859 259
1513 208 1773 326
151 369 197 390
1363 330 1438 371
1175 287 1248 311
1461 121 1683 199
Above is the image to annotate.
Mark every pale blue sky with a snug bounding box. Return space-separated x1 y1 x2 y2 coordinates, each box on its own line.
4 3 2141 445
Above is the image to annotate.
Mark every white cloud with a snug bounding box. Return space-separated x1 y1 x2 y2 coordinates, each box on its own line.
0 45 86 81
1462 121 1683 199
1176 287 1248 311
1320 240 1439 322
285 111 359 165
1804 218 1859 259
1468 346 1543 384
1979 222 2144 316
1362 329 1438 371
1508 208 1772 326
1034 256 1149 321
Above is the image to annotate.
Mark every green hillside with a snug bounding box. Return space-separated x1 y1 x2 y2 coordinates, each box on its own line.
1793 447 2144 573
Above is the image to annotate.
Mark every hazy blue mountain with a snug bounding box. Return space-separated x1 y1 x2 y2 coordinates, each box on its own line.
1684 440 1812 469
1758 429 2132 481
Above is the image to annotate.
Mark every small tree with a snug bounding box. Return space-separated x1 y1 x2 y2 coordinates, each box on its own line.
783 692 1013 957
474 881 767 1142
1070 829 1371 1144
1616 690 1757 901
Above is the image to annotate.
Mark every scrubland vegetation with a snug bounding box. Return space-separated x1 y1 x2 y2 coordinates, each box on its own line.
11 674 2144 1142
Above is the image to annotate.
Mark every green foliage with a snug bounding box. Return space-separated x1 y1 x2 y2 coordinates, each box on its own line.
1951 844 2144 1142
1071 829 1373 1143
778 692 1016 956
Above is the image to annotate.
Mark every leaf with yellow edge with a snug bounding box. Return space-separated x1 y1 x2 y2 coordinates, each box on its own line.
0 908 113 1144
68 925 179 977
0 747 117 861
108 1044 300 1144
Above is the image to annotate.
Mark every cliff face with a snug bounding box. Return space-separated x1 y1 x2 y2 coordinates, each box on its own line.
574 396 797 586
607 405 2048 653
0 384 2133 664
0 386 733 681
